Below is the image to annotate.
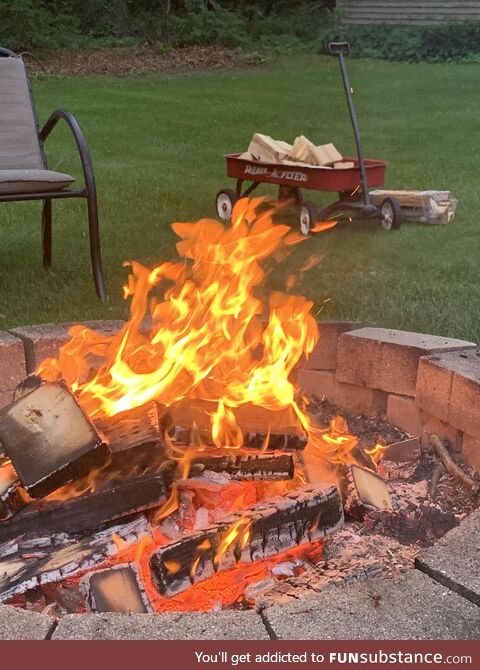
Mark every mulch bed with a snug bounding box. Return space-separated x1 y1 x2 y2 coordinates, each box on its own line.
24 45 242 77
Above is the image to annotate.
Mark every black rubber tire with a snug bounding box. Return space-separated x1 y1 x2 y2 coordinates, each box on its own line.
216 189 238 220
299 201 318 236
380 197 402 231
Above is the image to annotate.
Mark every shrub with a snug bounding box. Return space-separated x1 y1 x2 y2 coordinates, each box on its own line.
324 22 480 63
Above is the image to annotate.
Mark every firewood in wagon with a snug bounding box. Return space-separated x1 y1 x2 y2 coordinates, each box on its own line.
0 380 110 498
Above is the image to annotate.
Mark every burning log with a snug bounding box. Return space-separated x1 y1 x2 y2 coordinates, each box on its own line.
338 464 393 519
0 516 152 604
169 399 303 437
0 470 169 543
0 381 110 498
189 450 295 481
172 425 307 451
80 563 152 613
244 432 307 451
150 485 343 597
93 402 164 454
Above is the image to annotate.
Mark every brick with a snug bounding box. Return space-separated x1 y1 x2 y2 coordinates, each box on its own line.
416 349 480 437
297 369 335 400
419 411 462 452
461 433 480 474
449 352 480 438
301 320 361 371
10 320 123 372
0 331 26 409
337 328 475 397
416 356 452 422
387 394 422 436
334 380 387 416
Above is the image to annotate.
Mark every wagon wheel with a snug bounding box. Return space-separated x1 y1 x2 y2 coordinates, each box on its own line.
216 189 238 220
299 201 317 236
380 197 401 231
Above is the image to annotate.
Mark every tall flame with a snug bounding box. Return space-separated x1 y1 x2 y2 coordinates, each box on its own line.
38 198 355 467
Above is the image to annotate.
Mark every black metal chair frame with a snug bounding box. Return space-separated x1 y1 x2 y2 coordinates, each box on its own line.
0 47 107 301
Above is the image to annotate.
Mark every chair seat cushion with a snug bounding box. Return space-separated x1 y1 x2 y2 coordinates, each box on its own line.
0 169 75 195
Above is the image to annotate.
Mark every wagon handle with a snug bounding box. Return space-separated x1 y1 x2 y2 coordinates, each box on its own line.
328 41 371 207
328 42 350 56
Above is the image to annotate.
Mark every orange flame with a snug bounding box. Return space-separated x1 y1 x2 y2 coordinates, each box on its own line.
37 198 356 468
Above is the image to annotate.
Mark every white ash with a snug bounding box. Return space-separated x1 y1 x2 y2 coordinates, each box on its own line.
0 515 153 603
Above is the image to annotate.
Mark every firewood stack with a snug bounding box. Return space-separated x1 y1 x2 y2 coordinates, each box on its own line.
239 133 354 169
369 190 458 224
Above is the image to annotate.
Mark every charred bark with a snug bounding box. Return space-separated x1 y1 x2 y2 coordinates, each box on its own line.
94 402 164 453
189 450 295 481
0 468 170 543
150 485 343 597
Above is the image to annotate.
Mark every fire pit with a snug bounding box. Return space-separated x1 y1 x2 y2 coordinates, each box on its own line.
1 199 479 640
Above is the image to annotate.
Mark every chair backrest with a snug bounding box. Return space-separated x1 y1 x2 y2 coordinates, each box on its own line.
0 50 45 170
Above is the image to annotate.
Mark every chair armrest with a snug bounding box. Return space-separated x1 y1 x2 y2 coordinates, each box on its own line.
40 109 97 196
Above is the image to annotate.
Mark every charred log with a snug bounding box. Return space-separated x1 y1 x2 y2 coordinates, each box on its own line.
0 380 110 498
0 516 152 604
0 468 170 543
150 485 343 597
168 399 303 436
94 402 164 454
189 450 295 481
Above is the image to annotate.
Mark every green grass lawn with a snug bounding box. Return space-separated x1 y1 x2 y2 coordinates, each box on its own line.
1 55 479 342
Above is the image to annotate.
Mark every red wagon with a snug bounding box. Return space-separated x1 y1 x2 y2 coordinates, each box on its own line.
216 43 401 234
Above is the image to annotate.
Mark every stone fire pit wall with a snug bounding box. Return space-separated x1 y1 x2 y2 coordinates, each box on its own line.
1 320 479 472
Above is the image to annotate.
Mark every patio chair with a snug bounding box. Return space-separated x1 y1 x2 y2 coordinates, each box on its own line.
0 47 106 301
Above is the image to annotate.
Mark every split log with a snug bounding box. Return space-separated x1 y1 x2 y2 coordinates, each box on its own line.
80 563 152 613
338 464 392 519
150 485 343 597
172 425 307 451
0 516 152 603
94 402 164 453
0 380 110 498
244 432 307 451
0 468 169 543
168 399 303 437
189 450 295 481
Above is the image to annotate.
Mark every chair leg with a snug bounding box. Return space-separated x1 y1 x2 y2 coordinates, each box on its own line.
41 199 52 269
86 189 107 302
